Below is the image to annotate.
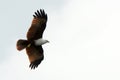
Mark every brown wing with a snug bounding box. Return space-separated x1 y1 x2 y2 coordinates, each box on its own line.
26 45 44 69
27 9 47 41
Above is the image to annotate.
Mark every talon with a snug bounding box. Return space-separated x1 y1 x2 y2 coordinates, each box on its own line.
27 44 31 47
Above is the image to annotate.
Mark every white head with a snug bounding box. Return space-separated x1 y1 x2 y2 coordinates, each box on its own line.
34 38 49 46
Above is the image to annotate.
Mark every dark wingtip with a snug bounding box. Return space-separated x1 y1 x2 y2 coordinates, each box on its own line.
29 58 43 69
33 9 47 20
33 15 36 18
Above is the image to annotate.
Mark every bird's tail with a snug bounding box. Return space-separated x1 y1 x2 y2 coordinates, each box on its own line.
16 39 30 51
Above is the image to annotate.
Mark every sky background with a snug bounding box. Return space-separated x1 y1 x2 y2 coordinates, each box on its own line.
1 0 120 80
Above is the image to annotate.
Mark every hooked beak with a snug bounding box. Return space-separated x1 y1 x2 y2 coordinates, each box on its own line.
47 41 50 43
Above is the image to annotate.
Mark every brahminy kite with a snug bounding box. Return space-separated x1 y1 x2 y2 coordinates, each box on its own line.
16 9 49 69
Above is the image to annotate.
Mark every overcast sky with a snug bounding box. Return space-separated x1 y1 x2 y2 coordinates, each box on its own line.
1 0 120 80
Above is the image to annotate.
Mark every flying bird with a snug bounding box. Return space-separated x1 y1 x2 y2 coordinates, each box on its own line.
16 9 49 69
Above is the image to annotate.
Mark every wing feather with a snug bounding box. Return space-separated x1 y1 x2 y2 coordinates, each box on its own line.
27 9 47 41
26 45 44 69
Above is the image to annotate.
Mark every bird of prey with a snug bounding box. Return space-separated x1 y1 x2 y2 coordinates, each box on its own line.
16 9 49 69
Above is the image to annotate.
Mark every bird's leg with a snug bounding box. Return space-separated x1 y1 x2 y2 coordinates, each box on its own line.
27 43 31 47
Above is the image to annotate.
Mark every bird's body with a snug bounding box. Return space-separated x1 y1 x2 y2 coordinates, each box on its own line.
16 9 48 69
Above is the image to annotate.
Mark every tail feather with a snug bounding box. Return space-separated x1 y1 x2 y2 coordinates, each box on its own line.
16 39 29 51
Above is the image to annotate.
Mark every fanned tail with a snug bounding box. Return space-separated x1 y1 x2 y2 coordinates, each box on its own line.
16 39 29 51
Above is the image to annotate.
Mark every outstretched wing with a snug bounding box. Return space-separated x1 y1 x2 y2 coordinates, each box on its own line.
27 9 47 41
26 45 44 69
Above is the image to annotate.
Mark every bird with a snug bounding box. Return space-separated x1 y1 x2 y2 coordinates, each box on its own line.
16 9 49 69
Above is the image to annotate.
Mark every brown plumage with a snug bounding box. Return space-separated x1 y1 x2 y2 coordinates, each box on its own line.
16 9 48 69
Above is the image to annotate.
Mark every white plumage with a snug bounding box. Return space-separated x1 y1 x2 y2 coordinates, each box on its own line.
34 38 49 46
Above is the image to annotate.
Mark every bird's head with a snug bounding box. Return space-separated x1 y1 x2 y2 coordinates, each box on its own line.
45 40 49 43
40 39 49 45
34 38 49 46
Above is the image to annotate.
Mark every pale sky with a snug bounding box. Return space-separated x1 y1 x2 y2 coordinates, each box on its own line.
1 0 120 80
